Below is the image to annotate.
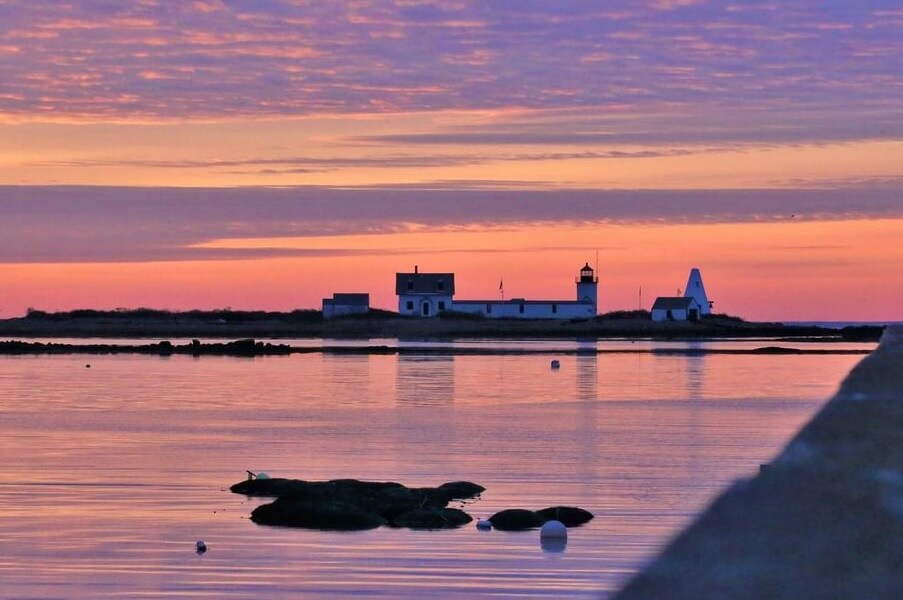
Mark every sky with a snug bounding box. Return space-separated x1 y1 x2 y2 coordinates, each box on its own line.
1 0 901 321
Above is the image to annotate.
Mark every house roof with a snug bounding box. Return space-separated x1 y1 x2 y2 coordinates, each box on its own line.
328 293 370 305
395 272 455 295
652 296 698 310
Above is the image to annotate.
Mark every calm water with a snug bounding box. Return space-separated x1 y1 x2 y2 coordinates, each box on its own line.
0 340 870 598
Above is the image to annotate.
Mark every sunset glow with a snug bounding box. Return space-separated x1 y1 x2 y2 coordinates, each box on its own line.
1 1 901 320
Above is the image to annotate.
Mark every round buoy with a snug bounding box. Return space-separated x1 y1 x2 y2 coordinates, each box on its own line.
476 519 492 531
540 520 567 552
550 360 560 369
85 364 91 369
540 520 567 539
255 472 270 480
196 540 207 554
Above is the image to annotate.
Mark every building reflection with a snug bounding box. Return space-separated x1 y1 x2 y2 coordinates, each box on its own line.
684 340 706 399
575 343 599 402
395 354 456 406
574 345 599 490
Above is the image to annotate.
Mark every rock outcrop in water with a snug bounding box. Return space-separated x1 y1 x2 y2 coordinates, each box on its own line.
231 477 596 533
231 478 485 531
488 506 595 531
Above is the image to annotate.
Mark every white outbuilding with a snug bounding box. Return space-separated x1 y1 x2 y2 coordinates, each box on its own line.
651 296 702 322
322 293 370 319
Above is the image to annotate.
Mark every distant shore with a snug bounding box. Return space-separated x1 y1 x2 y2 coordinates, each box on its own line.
0 309 884 348
0 339 873 358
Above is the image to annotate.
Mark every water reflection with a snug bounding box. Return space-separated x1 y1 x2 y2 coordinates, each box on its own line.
395 355 455 406
0 346 867 599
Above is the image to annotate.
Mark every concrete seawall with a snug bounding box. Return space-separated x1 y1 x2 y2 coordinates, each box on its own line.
613 326 903 600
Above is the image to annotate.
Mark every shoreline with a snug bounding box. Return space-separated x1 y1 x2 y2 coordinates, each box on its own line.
0 339 873 358
0 314 885 342
613 325 903 599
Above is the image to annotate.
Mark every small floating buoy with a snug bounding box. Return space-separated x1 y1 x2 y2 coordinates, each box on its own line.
196 540 207 554
85 364 91 368
540 520 567 553
476 519 492 531
540 520 567 539
550 360 560 369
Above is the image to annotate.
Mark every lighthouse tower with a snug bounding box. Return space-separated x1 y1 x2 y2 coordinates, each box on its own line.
576 263 599 314
684 267 712 316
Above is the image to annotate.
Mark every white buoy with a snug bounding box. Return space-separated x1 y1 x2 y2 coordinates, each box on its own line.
540 520 567 552
540 520 567 539
255 472 270 480
196 540 207 554
550 360 560 369
476 519 492 531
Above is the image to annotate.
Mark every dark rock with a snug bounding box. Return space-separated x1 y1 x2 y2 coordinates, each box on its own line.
392 508 473 530
535 506 594 527
251 498 387 531
230 477 307 497
436 481 485 500
232 477 486 531
488 509 544 531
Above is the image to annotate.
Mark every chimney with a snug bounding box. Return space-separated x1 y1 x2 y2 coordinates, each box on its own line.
415 265 419 274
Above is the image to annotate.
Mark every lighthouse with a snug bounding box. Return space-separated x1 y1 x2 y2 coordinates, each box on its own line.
576 263 598 314
684 267 712 316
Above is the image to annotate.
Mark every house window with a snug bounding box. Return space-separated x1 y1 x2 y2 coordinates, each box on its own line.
519 304 525 314
552 304 557 314
406 301 414 310
486 303 492 314
438 301 446 311
437 280 445 292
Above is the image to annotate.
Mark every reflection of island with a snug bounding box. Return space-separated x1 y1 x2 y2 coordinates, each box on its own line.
395 354 455 406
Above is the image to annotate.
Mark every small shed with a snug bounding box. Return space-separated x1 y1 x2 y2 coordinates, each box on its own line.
322 293 370 319
651 297 701 322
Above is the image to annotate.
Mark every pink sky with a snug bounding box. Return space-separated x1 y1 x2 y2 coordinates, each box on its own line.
1 2 901 321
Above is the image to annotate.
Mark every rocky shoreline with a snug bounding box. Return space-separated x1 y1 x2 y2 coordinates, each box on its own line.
613 326 903 599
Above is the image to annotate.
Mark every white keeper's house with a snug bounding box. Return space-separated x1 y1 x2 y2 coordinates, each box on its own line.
395 267 455 317
396 264 598 319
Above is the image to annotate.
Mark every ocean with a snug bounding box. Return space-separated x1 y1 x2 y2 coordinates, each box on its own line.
0 338 873 598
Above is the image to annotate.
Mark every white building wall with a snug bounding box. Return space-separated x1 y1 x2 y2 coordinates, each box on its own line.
452 301 594 319
651 308 690 322
398 293 453 317
684 268 712 315
323 304 368 319
576 281 598 313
